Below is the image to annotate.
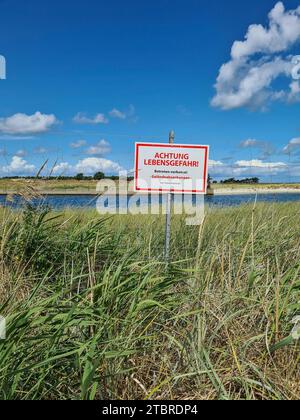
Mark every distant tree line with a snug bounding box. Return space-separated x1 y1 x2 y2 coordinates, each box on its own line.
0 172 134 182
219 177 260 184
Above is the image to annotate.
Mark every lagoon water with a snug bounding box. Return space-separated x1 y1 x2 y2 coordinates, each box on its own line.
1 193 300 210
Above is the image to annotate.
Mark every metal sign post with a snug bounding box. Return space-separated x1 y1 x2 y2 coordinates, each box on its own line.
164 130 175 263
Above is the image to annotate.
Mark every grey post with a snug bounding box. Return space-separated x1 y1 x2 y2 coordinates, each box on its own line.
164 130 175 263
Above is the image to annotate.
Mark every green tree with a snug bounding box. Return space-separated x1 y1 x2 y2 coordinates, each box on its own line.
94 171 105 180
75 173 84 181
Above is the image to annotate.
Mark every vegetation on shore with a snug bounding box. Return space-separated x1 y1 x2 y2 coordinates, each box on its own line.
213 183 300 191
1 178 300 195
0 202 299 400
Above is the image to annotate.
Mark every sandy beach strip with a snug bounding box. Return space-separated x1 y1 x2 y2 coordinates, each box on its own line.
214 188 300 195
1 187 300 196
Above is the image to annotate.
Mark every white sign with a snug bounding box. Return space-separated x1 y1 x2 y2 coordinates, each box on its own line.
134 142 209 194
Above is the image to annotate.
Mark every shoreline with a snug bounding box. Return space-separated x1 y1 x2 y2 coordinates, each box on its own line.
1 187 300 196
214 188 300 195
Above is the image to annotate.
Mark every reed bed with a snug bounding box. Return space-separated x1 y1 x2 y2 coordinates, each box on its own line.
0 202 299 400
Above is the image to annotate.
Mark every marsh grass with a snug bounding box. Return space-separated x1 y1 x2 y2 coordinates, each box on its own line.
0 202 299 400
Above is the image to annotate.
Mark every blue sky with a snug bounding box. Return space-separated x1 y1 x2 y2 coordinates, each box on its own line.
1 0 300 181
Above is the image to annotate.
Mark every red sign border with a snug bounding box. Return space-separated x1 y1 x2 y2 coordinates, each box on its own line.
134 142 209 194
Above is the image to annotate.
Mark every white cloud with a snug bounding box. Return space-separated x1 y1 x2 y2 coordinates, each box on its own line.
209 158 287 177
109 105 137 122
0 155 122 177
73 106 137 124
212 2 300 110
1 156 35 175
231 2 300 59
75 157 122 175
46 157 123 176
289 80 300 101
109 108 126 120
70 139 87 149
73 113 108 125
240 139 260 148
212 57 293 110
0 112 57 135
235 159 286 170
235 159 287 176
209 159 224 167
52 162 73 175
85 139 111 156
16 149 27 157
283 137 300 153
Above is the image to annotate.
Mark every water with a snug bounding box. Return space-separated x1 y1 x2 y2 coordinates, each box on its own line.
205 193 300 207
1 192 300 210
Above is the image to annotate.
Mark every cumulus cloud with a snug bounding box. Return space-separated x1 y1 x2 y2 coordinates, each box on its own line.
209 158 287 177
283 137 300 153
73 113 108 125
109 105 137 122
75 157 123 175
0 154 122 177
289 80 300 101
109 108 126 120
70 140 87 149
52 162 73 175
1 156 35 175
209 159 224 167
235 159 286 170
49 157 123 176
85 139 111 156
212 2 300 110
0 112 58 135
73 106 137 124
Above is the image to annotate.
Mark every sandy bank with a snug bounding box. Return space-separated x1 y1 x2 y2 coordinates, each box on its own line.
214 188 300 195
1 187 300 196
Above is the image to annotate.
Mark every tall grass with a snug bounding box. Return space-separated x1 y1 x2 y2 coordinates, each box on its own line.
0 202 299 400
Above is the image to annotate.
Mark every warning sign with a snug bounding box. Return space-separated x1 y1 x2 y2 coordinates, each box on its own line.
134 143 209 194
